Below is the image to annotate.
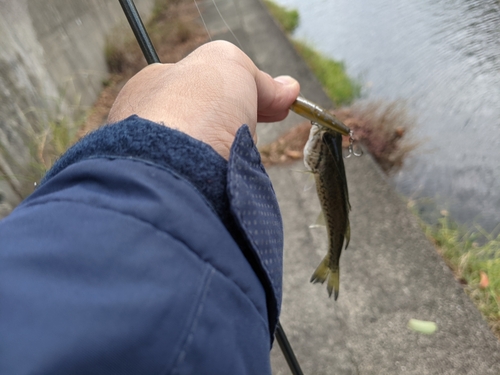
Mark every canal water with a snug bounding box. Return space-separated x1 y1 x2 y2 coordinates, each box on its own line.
274 0 500 231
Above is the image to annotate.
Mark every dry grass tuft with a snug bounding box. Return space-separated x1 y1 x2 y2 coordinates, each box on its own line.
335 100 419 173
85 0 208 135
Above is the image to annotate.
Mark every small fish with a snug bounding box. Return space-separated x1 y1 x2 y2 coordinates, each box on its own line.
304 124 351 300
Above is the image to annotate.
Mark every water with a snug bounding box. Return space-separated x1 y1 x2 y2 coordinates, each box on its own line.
274 0 500 231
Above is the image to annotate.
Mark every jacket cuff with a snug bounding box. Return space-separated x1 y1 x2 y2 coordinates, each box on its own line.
41 115 231 224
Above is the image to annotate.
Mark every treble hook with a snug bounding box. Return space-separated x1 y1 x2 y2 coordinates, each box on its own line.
345 130 363 158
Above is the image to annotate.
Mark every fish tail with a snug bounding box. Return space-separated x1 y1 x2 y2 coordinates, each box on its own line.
310 255 340 300
327 269 340 301
310 255 330 285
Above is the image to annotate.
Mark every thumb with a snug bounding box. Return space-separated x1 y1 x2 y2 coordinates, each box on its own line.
255 73 300 123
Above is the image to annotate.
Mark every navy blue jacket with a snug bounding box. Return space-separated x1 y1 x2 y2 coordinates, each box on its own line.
0 116 283 374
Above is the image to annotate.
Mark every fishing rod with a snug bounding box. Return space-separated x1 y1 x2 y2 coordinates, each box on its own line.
119 0 160 64
117 1 306 374
276 322 305 375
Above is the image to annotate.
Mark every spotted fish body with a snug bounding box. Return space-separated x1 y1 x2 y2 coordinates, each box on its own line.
304 124 351 300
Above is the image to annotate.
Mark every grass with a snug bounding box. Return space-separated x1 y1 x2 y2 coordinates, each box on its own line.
263 0 360 106
0 88 84 202
263 0 299 33
293 41 361 106
0 118 79 201
24 107 83 195
418 210 500 338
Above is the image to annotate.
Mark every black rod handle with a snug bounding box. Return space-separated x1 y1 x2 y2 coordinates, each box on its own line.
276 321 305 375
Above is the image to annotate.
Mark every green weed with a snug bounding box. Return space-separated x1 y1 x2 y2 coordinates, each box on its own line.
421 212 500 338
293 40 361 106
0 97 82 204
262 0 360 106
263 0 299 33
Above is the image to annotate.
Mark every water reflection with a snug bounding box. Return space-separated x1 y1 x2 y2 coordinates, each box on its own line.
276 0 500 231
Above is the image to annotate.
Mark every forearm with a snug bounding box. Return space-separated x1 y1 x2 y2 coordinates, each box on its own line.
0 116 282 374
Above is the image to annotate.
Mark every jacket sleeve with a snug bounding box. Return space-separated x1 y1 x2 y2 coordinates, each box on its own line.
0 116 283 375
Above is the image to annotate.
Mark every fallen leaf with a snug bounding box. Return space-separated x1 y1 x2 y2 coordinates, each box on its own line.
479 271 489 289
408 319 437 335
395 126 405 138
284 150 303 159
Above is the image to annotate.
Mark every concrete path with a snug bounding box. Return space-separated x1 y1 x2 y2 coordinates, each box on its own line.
201 0 500 373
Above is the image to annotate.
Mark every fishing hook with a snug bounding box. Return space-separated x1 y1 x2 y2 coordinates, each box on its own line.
345 130 363 158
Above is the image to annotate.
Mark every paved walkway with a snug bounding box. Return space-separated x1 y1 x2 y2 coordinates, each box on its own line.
201 0 500 373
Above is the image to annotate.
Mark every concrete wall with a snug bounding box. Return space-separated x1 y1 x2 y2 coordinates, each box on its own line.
0 0 155 216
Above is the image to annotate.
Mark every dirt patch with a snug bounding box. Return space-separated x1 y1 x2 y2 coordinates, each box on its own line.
259 121 311 166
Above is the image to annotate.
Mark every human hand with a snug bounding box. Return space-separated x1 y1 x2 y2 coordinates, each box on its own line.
108 41 300 159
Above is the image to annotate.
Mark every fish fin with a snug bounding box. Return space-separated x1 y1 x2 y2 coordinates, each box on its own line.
309 211 326 228
290 169 315 190
303 173 316 192
310 256 340 300
310 255 330 284
323 131 351 213
327 270 340 300
322 131 343 163
291 169 313 174
345 219 351 249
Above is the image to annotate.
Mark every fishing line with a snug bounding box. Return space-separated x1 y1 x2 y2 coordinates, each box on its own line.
193 0 213 42
208 0 242 47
